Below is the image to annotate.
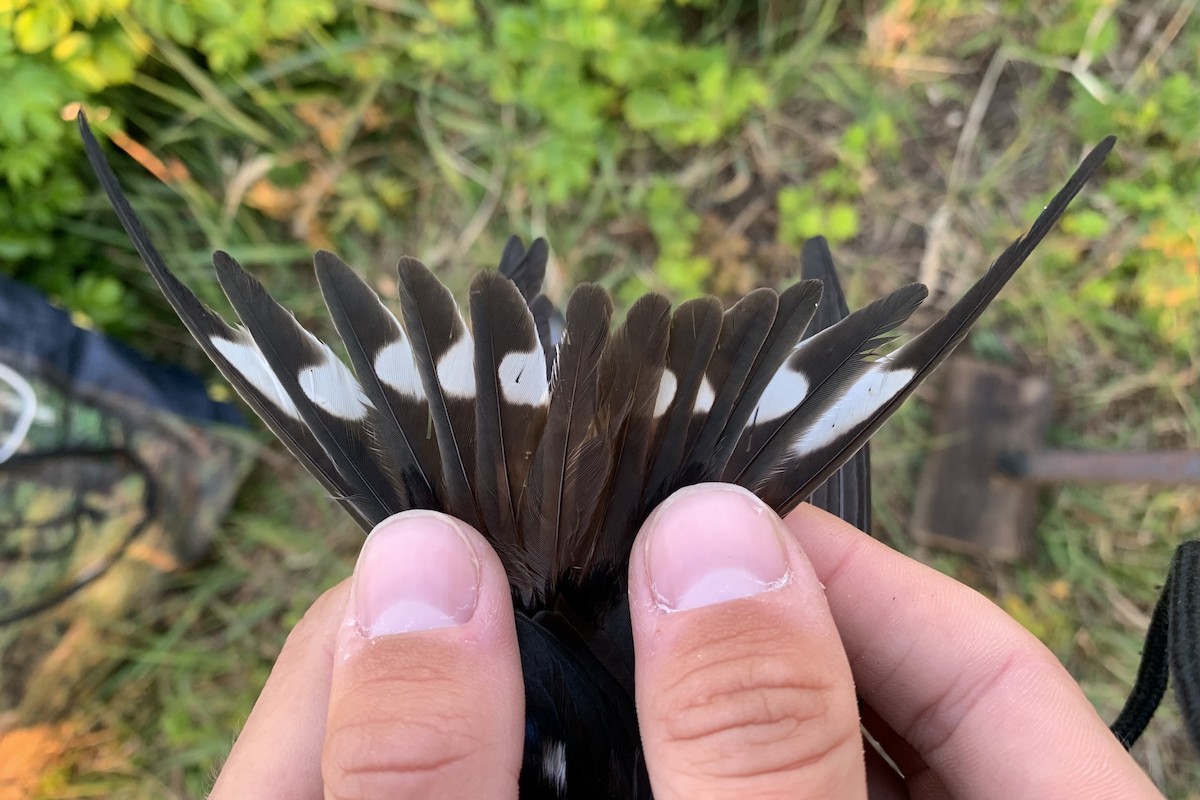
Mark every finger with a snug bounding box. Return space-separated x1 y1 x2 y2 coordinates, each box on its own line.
209 581 349 800
322 511 524 800
785 504 1163 799
629 484 866 800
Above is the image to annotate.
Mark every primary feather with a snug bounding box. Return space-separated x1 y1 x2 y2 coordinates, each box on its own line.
395 255 483 530
520 285 612 589
641 296 723 508
314 249 441 511
799 237 873 530
79 111 1114 798
214 250 407 522
472 270 549 555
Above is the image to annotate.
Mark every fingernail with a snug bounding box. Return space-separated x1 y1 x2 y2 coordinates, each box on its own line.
351 513 480 637
645 485 790 612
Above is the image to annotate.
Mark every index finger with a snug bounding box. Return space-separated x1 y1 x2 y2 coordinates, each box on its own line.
210 581 348 800
785 504 1163 800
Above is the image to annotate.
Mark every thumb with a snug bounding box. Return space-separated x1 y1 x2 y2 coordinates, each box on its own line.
322 511 524 800
628 484 866 800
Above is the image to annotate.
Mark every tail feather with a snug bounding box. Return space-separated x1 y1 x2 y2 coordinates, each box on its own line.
471 270 549 553
590 294 672 570
82 105 1114 596
78 113 380 528
314 249 441 510
799 237 872 532
498 235 550 304
641 297 723 508
725 283 927 486
709 279 823 477
766 136 1116 515
531 294 565 377
680 288 778 480
214 251 406 522
520 285 612 589
395 256 482 529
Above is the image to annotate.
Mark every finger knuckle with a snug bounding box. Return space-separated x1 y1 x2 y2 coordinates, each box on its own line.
905 643 1050 757
271 584 347 678
282 601 330 653
657 615 853 779
322 701 480 799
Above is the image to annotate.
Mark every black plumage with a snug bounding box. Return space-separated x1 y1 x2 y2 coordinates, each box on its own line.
799 237 873 530
520 285 612 589
214 251 408 521
706 278 822 478
1111 541 1200 753
79 113 1195 798
471 270 547 555
498 235 551 305
314 249 441 512
591 294 672 568
640 296 723 508
727 282 927 494
395 255 483 530
681 288 777 479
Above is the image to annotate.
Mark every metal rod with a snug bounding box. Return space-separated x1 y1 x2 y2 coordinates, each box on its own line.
996 450 1200 485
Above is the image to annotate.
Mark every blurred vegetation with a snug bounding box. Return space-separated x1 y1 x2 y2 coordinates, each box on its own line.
1 0 1198 797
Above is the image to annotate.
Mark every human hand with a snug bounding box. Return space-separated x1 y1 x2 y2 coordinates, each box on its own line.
209 484 1164 799
629 485 1165 799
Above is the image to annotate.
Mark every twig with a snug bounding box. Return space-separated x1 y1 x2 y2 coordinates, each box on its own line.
919 48 1007 292
222 154 275 225
1072 0 1118 74
728 196 770 239
1127 0 1198 93
427 106 512 268
1067 1 1117 103
949 48 1009 193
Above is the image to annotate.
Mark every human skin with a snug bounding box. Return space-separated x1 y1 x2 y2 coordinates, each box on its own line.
208 484 1165 800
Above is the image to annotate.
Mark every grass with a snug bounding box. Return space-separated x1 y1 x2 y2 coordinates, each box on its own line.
7 1 1200 798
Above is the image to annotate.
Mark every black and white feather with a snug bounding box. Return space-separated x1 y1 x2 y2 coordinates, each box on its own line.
79 113 1133 798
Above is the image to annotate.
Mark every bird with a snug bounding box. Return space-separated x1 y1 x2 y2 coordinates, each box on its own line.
80 112 1195 796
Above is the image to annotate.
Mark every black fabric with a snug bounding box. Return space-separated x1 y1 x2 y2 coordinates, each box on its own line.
0 274 243 427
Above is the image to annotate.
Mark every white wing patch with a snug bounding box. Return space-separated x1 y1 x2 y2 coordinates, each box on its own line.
693 376 715 413
375 337 425 400
541 740 567 796
654 370 677 417
298 341 372 420
212 333 301 419
750 365 810 425
498 346 549 406
747 338 817 425
436 329 477 399
791 356 914 453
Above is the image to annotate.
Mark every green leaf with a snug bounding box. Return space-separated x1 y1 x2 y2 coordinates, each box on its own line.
13 3 73 53
1062 209 1108 238
826 203 859 243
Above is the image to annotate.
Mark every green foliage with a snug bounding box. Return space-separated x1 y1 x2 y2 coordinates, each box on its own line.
777 185 859 246
132 0 338 71
632 178 712 301
2 0 770 330
776 112 898 247
412 0 767 203
1069 71 1200 354
1032 0 1118 59
0 0 338 334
